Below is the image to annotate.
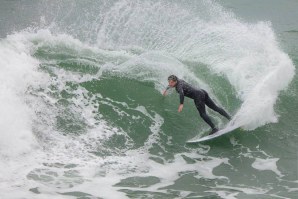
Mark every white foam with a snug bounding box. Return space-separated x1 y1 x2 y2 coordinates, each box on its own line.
252 158 283 177
0 31 51 199
206 190 239 199
0 32 51 156
207 184 268 199
215 185 267 195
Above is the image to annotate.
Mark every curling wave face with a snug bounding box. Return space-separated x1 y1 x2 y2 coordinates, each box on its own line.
0 0 296 198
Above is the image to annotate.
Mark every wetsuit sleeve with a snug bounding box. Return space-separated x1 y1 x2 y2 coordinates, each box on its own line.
177 84 184 104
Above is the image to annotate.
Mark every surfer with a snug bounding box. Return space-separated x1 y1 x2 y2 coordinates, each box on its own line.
163 75 231 135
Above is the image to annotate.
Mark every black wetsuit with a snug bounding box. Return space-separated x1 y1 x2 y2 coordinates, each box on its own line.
168 79 230 129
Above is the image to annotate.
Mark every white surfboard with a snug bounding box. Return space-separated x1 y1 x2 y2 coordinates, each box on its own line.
187 123 240 143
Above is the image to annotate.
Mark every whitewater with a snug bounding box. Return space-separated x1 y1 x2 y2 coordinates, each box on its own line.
0 0 297 198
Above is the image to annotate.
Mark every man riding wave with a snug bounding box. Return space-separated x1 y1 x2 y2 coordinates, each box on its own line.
163 75 231 135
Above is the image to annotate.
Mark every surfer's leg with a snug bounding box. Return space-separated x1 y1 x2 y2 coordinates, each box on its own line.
203 90 231 120
194 99 216 130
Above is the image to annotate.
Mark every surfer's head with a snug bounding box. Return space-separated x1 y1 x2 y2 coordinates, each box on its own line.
168 75 178 87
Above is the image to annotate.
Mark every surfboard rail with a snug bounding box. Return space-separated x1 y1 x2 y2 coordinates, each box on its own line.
187 123 240 143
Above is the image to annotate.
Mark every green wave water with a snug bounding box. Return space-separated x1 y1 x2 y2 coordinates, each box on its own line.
0 0 297 199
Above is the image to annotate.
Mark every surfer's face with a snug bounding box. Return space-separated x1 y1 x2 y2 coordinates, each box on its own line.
168 80 177 87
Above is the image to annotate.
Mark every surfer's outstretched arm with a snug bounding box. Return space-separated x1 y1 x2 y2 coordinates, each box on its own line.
176 83 184 112
163 86 170 96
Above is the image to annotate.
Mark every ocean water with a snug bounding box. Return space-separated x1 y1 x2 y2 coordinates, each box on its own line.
0 0 297 198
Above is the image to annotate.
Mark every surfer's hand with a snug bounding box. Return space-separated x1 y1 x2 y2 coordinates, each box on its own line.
162 90 167 96
178 104 183 112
